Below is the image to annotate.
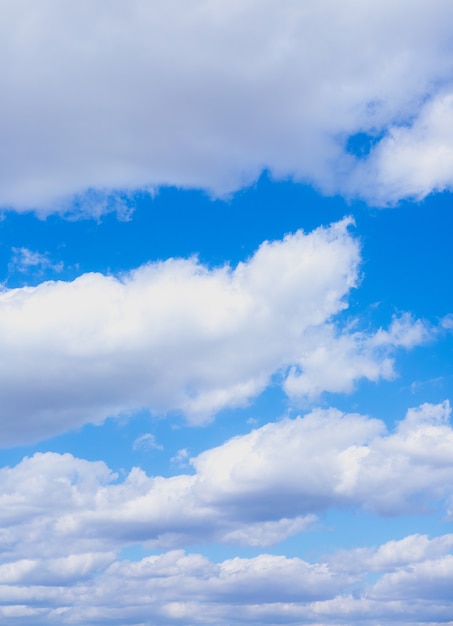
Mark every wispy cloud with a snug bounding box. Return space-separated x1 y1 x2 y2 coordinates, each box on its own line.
170 448 189 466
9 247 64 275
133 434 163 452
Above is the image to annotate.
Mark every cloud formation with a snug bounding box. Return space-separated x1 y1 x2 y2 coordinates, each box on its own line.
2 0 453 211
64 541 453 626
1 401 452 559
0 220 431 444
1 402 452 623
0 436 453 626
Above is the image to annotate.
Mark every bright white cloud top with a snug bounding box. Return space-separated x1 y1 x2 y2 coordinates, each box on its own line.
2 0 453 211
1 2 452 625
0 219 431 444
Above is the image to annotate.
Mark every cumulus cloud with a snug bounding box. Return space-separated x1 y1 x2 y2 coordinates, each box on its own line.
0 403 453 623
0 550 355 625
0 536 452 625
0 219 430 445
0 451 316 556
370 554 453 603
1 402 453 559
1 0 453 211
348 92 453 203
193 401 453 519
327 533 453 576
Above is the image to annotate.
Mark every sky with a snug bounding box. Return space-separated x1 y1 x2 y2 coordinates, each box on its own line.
0 1 453 624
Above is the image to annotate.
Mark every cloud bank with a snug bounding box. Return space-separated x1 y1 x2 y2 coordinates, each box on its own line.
0 402 453 624
2 0 453 211
2 540 453 626
1 402 452 557
2 538 453 626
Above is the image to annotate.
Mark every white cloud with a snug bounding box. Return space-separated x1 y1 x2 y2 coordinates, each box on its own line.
0 536 452 625
1 0 453 211
193 400 453 518
0 403 453 622
441 314 453 331
327 533 453 576
1 402 453 560
8 247 64 275
371 554 453 603
348 92 453 203
170 448 190 466
219 516 317 547
132 433 163 452
0 552 116 586
284 314 431 398
0 219 429 445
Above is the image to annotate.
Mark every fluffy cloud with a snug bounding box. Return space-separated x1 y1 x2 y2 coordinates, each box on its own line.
0 536 452 625
283 314 429 398
193 401 453 519
0 219 429 445
1 0 453 211
327 533 453 576
0 450 316 556
1 403 453 623
1 402 453 560
348 92 453 203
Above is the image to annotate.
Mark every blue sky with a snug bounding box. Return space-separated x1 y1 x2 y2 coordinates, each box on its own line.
1 2 453 624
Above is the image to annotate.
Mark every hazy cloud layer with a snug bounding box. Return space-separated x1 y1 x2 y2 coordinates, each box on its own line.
0 219 430 444
2 0 453 212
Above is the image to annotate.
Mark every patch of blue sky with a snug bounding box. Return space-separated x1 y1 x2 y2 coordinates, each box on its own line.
346 131 385 158
3 175 451 318
0 174 350 284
